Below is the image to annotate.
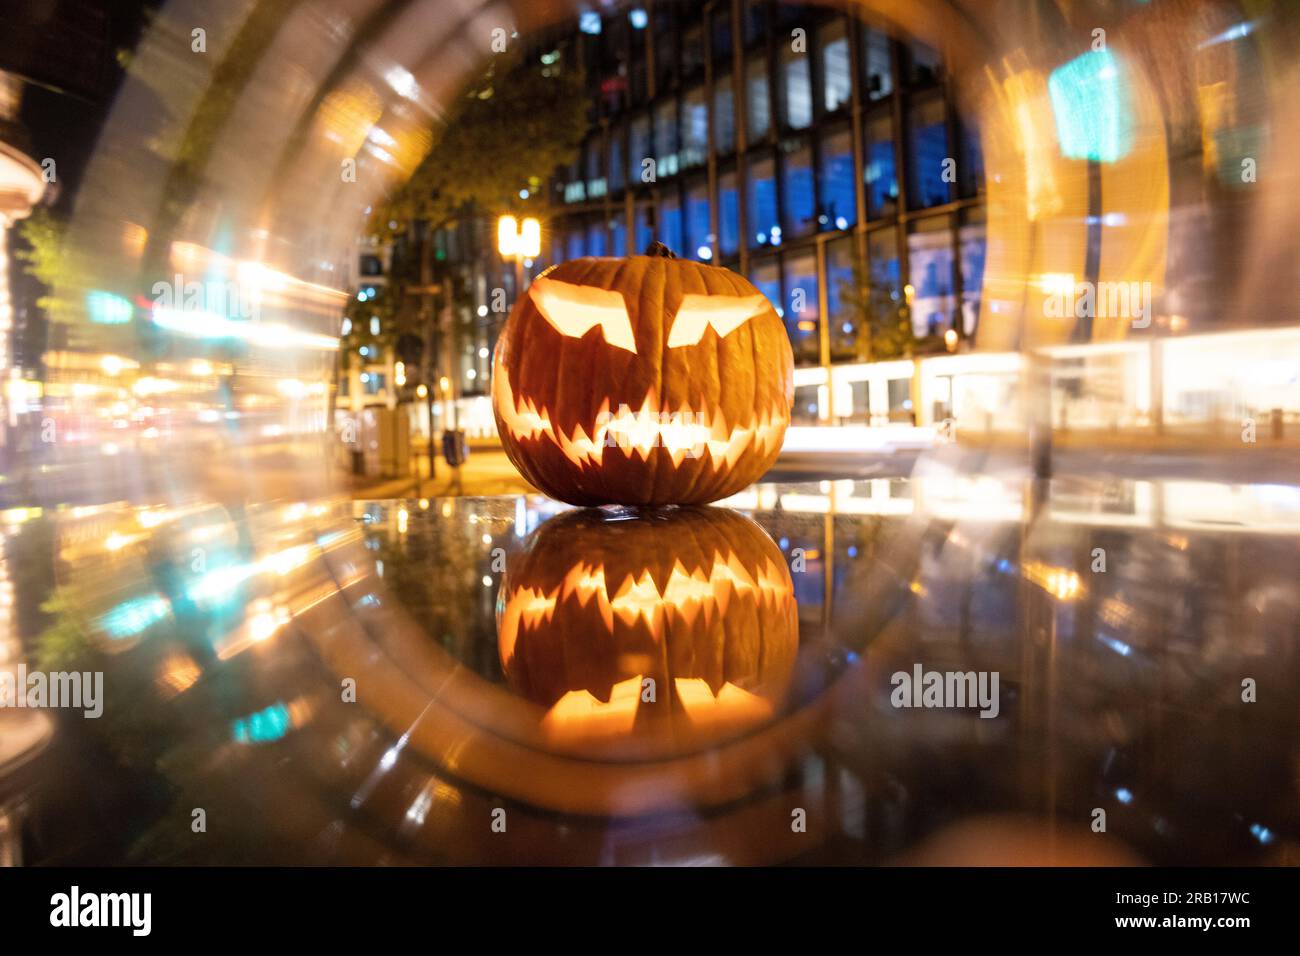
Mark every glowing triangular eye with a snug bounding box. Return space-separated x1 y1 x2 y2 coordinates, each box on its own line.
666 293 768 348
529 277 637 353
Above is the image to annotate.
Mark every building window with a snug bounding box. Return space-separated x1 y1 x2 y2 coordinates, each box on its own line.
659 192 683 250
682 86 709 168
959 209 986 337
818 126 856 230
747 155 778 247
863 113 898 218
655 7 677 91
780 140 816 238
566 229 586 260
820 19 852 114
959 114 985 198
908 96 951 208
609 126 625 192
861 26 893 101
654 98 680 177
907 216 956 338
713 74 736 155
586 139 607 198
826 235 860 361
784 250 821 366
610 214 628 256
749 256 781 321
867 226 902 348
682 25 706 79
718 170 740 257
746 55 770 144
711 7 733 60
587 220 607 257
635 203 654 253
887 377 913 422
779 46 813 130
364 373 386 396
743 0 766 47
629 115 651 183
686 180 711 260
907 41 942 87
792 383 821 425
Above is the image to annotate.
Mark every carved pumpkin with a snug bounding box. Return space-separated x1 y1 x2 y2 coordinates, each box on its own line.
492 244 794 506
496 506 799 750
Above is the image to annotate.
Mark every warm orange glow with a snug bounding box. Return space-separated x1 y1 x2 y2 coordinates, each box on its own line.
666 293 768 347
674 678 773 728
541 676 642 742
498 551 796 662
497 215 519 257
493 363 787 470
528 276 637 353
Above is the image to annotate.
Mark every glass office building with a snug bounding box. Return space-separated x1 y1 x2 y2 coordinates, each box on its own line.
527 0 987 401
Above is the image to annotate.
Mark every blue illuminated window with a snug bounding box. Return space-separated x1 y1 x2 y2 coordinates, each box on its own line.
781 141 816 237
864 114 897 218
747 156 778 246
610 216 627 256
629 115 651 183
826 236 860 360
713 75 735 154
908 97 951 208
749 258 781 318
566 230 586 260
587 221 607 257
686 181 711 260
820 20 852 113
862 27 893 101
659 194 682 251
819 127 856 229
718 171 740 256
780 47 813 130
959 214 986 336
635 205 653 254
682 87 708 168
907 217 956 337
654 99 679 177
784 250 821 365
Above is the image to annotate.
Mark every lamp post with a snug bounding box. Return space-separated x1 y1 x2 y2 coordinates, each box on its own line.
497 215 541 307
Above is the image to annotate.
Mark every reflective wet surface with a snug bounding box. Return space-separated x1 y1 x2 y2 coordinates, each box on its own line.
5 471 1297 865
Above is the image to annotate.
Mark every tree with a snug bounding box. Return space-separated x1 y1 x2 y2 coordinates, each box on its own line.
371 50 589 237
841 260 916 361
359 47 589 418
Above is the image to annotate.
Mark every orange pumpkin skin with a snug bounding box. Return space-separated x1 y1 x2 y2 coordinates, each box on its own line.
496 507 799 744
492 253 794 506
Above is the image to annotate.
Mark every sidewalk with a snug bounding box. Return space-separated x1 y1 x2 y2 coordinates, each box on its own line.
344 449 536 500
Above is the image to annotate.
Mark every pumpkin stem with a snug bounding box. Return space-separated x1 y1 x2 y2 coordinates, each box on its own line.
643 241 678 259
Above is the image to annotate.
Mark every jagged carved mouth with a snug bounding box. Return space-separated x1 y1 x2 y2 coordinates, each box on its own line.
493 364 788 470
498 551 797 742
498 550 796 665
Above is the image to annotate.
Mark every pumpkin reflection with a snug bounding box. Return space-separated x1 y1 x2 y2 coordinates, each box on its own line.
497 507 798 750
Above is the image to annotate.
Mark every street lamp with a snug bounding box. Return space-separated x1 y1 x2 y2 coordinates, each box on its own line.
498 214 541 309
498 214 541 261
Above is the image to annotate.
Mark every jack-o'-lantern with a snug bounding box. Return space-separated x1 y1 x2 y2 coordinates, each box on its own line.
492 244 794 506
496 506 799 752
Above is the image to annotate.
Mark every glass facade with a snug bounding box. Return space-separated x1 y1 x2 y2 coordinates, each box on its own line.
548 1 986 375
